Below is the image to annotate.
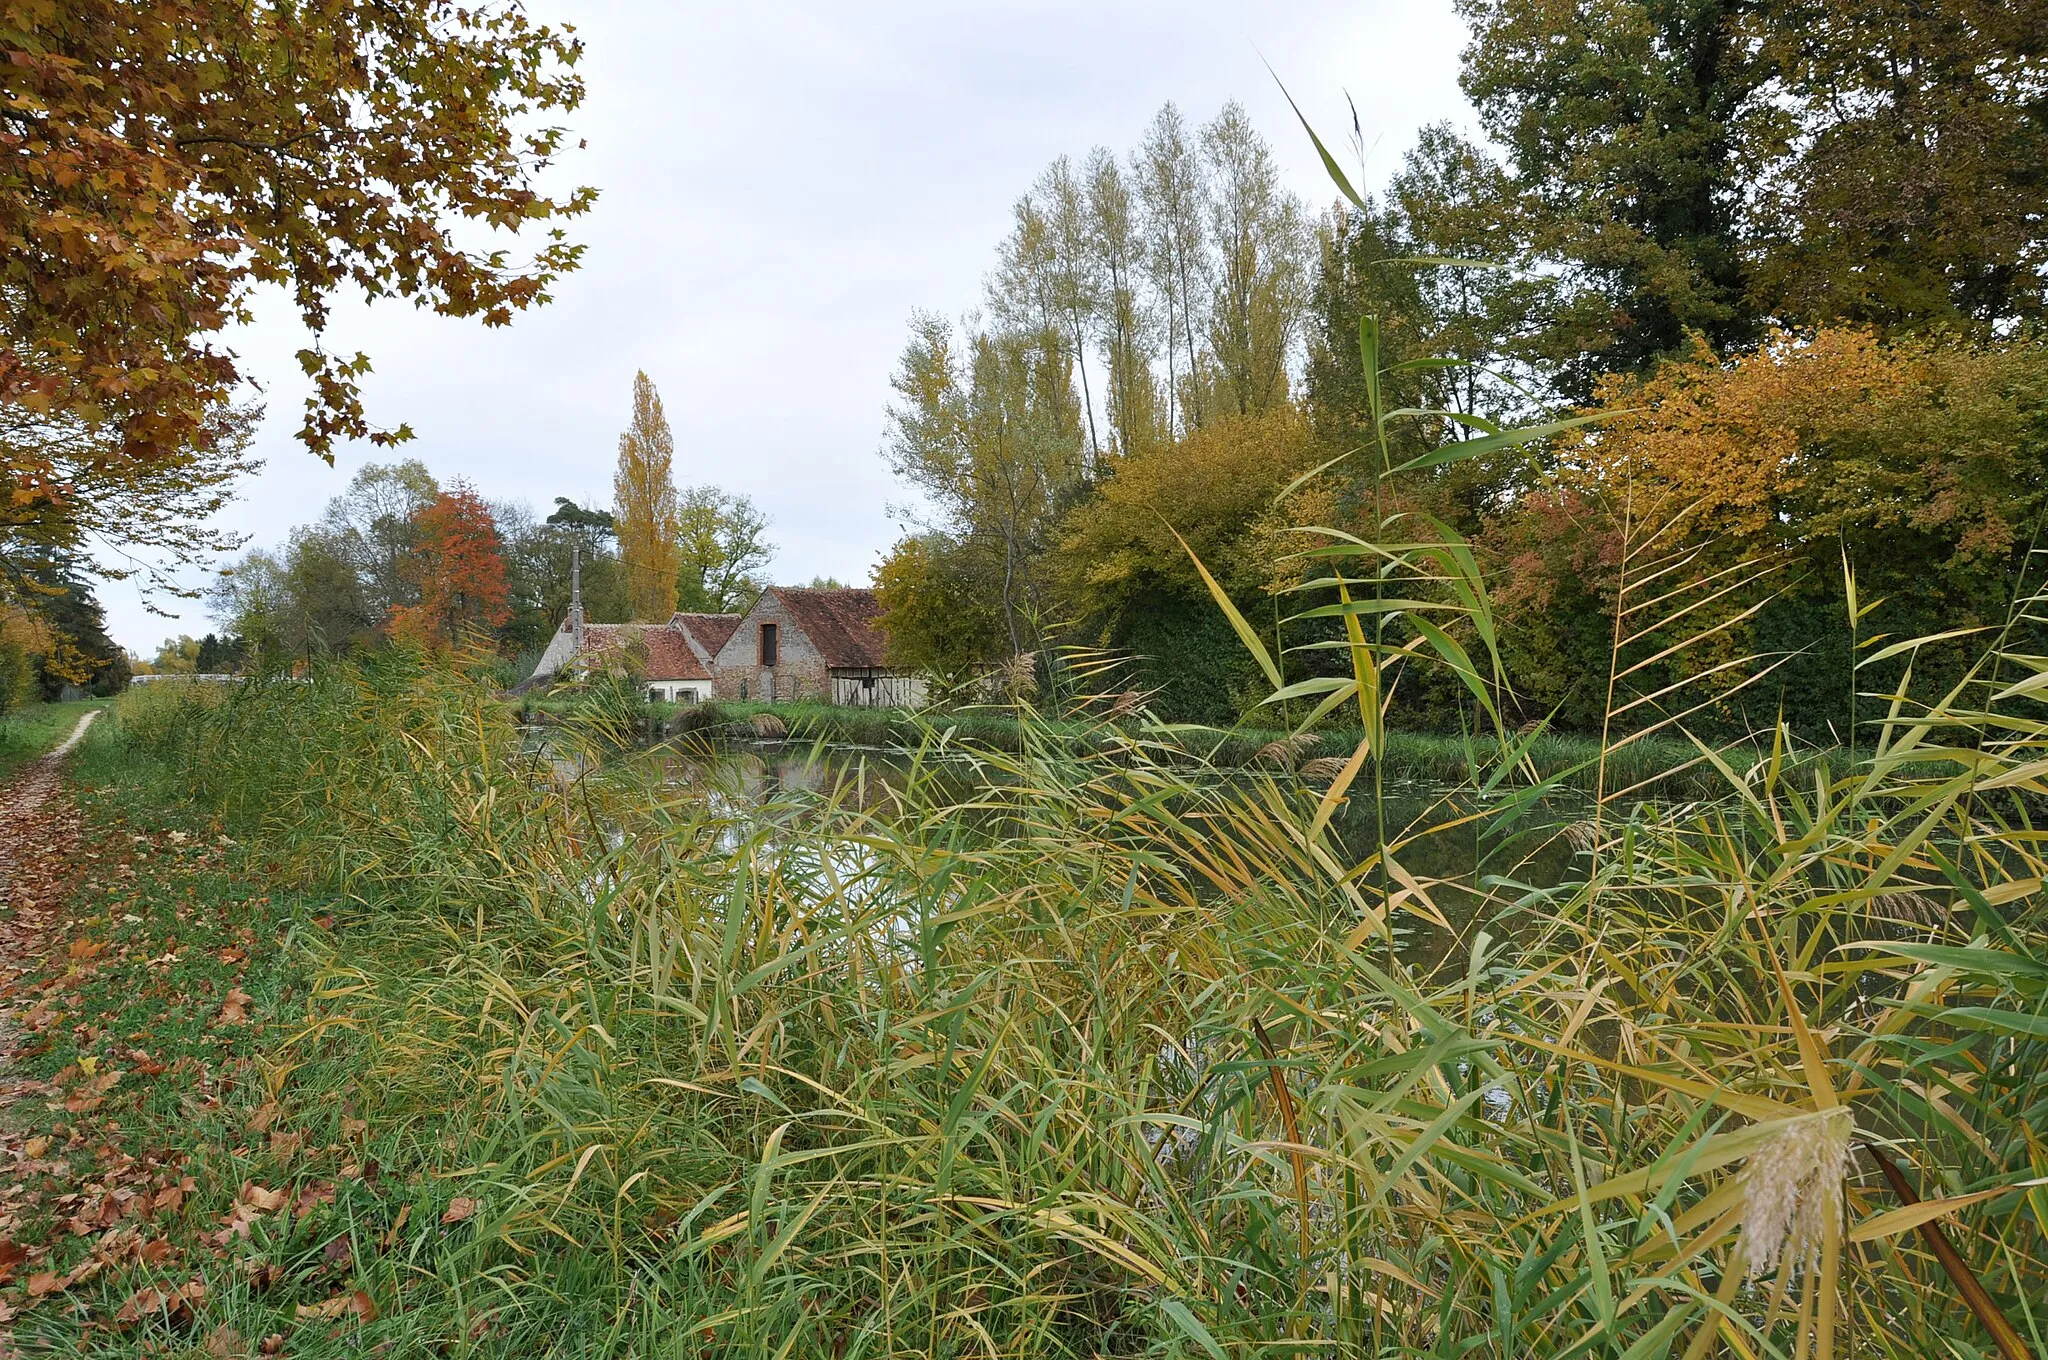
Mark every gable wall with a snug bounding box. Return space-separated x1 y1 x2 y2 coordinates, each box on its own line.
710 592 830 702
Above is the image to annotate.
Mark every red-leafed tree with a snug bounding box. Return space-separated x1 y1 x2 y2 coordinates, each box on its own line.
388 483 510 648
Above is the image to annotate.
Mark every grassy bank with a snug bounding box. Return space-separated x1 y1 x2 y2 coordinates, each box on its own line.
0 698 105 781
18 654 2042 1357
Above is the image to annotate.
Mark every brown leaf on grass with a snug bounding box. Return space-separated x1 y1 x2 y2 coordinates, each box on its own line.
0 1239 25 1283
260 1333 285 1354
154 1176 195 1213
204 1324 251 1359
25 1270 65 1296
341 1118 367 1142
219 986 253 1024
296 1289 375 1322
246 1102 280 1134
381 1203 411 1248
295 1180 336 1219
111 1277 205 1326
269 1130 304 1161
242 1182 288 1213
68 939 106 960
321 1235 352 1270
22 1135 50 1158
439 1197 477 1224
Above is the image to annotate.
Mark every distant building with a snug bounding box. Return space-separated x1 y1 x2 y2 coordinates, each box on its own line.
528 585 924 708
528 611 739 704
712 586 925 707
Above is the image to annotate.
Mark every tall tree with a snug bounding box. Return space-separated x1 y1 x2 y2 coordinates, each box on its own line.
0 0 593 578
1748 0 2048 331
1200 103 1310 417
1455 0 1766 393
1134 104 1212 434
883 313 1084 655
1085 148 1162 461
675 486 774 614
390 483 511 647
612 372 682 621
319 460 441 620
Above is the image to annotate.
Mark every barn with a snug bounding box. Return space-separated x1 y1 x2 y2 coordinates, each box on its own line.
528 611 741 704
711 586 926 707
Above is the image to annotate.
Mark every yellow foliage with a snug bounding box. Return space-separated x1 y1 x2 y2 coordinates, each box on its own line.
1058 407 1320 612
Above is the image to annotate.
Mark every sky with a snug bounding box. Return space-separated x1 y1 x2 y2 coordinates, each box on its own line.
103 0 1478 653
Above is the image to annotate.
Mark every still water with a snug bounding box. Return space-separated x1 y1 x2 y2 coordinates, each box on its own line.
647 737 1583 972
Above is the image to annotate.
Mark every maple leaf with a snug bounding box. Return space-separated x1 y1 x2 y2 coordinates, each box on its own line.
0 1239 25 1284
440 1196 478 1224
218 986 253 1024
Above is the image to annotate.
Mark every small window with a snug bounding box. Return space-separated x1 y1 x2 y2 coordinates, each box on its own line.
862 675 875 690
759 622 779 667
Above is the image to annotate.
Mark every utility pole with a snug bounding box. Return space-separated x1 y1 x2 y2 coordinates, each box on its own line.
570 543 585 653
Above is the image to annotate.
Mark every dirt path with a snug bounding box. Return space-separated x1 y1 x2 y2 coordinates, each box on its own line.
0 708 96 920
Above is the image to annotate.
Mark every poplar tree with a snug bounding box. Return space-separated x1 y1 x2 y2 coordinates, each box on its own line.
1134 105 1211 434
612 372 682 622
1085 148 1163 461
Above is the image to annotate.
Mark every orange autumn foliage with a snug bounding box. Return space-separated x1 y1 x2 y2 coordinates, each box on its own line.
386 485 510 649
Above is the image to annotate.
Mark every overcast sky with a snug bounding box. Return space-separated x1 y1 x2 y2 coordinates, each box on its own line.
104 1 1477 652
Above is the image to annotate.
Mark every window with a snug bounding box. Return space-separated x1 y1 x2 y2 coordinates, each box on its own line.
759 622 779 667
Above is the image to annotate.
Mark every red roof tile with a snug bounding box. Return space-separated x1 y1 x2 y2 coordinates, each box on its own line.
579 623 713 681
773 588 890 669
670 612 742 659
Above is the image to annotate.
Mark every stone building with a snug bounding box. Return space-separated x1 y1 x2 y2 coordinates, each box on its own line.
711 586 925 707
526 581 924 708
528 611 740 704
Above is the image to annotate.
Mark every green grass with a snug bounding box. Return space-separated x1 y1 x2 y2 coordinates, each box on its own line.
15 651 2043 1358
0 697 106 781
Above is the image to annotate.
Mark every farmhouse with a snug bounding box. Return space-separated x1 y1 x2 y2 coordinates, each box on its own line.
528 584 924 708
528 611 740 703
713 587 926 707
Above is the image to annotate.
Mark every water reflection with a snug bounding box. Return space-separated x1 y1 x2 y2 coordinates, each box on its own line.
639 736 1582 974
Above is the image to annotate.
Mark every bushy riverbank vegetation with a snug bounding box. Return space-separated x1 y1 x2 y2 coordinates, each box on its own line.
17 627 2043 1357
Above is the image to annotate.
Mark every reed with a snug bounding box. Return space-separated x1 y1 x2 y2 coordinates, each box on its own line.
79 612 2048 1357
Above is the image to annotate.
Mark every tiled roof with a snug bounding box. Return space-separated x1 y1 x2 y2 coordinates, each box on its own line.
670 612 742 658
773 587 890 669
579 623 712 681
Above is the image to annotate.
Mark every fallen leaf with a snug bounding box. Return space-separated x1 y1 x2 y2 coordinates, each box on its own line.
270 1130 304 1161
440 1197 477 1225
69 939 106 960
0 1239 24 1283
295 1289 374 1322
242 1182 288 1213
23 1135 50 1158
25 1270 65 1296
341 1118 367 1142
381 1203 411 1248
219 987 253 1025
204 1323 250 1359
260 1333 285 1355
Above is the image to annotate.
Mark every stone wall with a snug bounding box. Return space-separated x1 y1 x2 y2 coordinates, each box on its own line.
710 594 831 703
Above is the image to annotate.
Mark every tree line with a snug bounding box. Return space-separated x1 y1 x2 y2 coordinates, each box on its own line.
874 0 2047 738
182 373 774 675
